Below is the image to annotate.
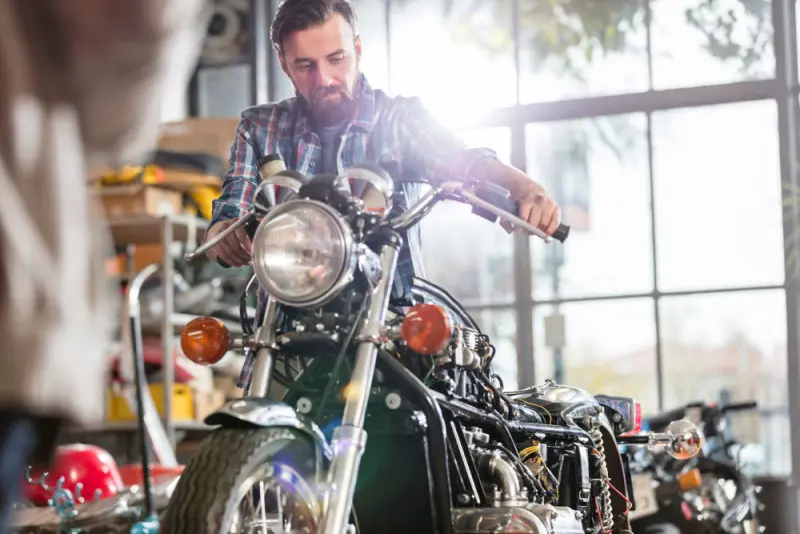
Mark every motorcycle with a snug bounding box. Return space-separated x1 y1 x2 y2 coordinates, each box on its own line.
628 401 763 534
162 156 703 534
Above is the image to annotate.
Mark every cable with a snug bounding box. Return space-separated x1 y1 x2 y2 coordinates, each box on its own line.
516 399 553 424
315 292 371 419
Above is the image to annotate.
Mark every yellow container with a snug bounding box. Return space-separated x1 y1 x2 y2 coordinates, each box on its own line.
107 383 194 421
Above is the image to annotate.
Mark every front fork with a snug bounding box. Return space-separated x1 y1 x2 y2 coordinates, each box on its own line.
319 237 401 534
242 235 401 533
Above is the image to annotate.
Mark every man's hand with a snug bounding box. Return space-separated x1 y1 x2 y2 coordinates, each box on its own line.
474 159 561 236
502 179 561 236
205 218 252 266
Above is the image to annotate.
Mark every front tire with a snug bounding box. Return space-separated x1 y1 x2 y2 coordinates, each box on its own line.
161 427 321 534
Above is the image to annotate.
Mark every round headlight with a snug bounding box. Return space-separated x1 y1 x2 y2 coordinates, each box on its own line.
251 200 355 307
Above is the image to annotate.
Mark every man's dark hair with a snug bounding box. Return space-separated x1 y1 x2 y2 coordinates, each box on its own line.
271 0 357 56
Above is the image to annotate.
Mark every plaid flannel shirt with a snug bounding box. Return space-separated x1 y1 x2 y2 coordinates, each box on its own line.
210 74 497 316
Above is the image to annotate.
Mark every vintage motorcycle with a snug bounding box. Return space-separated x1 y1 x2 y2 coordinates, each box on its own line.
629 401 763 534
162 156 703 534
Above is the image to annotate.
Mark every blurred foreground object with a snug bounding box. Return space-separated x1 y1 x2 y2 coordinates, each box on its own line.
0 0 211 429
0 0 210 529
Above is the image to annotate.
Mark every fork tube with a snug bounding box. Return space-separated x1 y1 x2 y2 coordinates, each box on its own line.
320 236 400 534
247 297 279 398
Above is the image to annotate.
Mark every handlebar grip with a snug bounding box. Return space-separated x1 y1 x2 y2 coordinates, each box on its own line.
473 182 571 242
244 217 260 240
551 223 570 243
213 217 259 269
722 400 758 413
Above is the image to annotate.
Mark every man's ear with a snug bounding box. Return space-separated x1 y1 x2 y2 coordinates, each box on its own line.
354 35 362 60
278 52 290 76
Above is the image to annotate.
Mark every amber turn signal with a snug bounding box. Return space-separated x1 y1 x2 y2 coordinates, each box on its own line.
678 468 703 492
401 303 452 355
180 316 229 365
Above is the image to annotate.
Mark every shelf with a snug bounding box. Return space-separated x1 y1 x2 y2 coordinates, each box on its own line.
140 312 245 337
68 420 215 433
108 214 207 246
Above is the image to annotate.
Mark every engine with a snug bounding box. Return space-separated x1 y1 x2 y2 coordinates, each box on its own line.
451 427 585 534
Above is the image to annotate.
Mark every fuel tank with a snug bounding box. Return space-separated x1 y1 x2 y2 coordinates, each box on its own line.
506 380 602 426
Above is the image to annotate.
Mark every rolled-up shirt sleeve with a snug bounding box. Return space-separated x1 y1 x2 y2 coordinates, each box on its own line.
392 96 498 183
210 115 261 228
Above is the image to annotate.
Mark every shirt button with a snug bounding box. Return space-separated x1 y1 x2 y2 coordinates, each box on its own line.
310 161 316 168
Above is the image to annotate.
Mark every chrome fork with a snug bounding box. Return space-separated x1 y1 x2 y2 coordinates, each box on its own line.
319 241 400 533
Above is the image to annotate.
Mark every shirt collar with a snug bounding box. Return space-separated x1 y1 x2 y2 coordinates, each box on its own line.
294 73 375 138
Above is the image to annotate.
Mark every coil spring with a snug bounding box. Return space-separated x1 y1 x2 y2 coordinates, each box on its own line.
588 426 614 532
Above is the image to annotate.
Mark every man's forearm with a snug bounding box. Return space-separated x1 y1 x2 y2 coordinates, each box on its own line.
469 157 546 198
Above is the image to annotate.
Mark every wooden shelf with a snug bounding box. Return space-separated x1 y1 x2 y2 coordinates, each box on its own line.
108 214 208 246
68 420 214 433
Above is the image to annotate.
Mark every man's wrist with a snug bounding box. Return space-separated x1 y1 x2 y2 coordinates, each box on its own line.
470 157 541 198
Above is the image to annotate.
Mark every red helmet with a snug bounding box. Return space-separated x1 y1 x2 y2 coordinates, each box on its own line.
24 444 123 506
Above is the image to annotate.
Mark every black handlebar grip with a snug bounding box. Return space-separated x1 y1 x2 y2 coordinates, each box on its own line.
244 217 260 240
210 215 259 270
551 223 570 243
722 400 758 413
473 182 571 243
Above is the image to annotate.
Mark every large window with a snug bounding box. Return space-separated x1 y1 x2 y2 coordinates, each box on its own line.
380 0 795 479
659 289 789 475
649 0 775 89
421 128 515 305
526 114 654 300
517 0 649 102
651 101 784 291
388 0 516 125
533 298 659 412
351 0 390 90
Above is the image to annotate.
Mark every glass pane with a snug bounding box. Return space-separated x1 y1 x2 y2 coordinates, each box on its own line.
388 0 516 126
659 290 789 475
468 308 518 391
652 101 784 291
526 114 653 300
196 64 252 117
421 128 515 305
650 0 775 89
352 0 390 90
533 298 659 413
518 0 649 103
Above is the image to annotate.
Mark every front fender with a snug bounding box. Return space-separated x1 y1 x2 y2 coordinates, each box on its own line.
205 398 332 459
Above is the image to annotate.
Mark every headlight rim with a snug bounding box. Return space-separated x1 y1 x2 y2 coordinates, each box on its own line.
251 199 356 308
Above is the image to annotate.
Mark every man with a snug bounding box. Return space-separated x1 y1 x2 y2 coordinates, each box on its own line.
207 0 561 300
0 1 209 529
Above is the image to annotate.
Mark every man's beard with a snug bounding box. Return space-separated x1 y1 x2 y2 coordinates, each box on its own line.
304 79 359 127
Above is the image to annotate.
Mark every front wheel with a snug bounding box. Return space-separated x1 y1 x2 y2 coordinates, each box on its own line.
161 427 322 534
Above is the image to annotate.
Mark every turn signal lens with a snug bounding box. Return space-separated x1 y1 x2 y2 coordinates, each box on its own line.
180 317 229 365
401 303 452 355
678 468 703 492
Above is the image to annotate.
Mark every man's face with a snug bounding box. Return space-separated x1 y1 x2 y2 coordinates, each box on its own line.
280 14 362 126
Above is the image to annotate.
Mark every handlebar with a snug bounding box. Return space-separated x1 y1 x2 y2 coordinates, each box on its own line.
185 171 571 264
470 181 570 243
721 400 758 413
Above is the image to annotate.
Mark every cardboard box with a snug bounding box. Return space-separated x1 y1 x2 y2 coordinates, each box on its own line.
97 184 183 218
194 389 226 421
107 383 194 422
158 118 240 169
213 375 244 400
106 244 165 276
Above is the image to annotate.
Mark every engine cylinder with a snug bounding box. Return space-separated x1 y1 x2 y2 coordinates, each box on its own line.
452 504 584 534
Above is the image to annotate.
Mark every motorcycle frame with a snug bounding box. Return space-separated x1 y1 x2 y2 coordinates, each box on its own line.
190 178 626 533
